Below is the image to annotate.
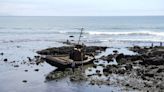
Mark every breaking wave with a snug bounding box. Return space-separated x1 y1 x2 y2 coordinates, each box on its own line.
57 30 164 37
87 31 164 36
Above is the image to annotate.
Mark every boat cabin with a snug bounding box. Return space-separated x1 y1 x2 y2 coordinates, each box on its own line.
69 44 87 61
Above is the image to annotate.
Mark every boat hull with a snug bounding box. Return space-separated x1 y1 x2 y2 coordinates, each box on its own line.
44 55 95 68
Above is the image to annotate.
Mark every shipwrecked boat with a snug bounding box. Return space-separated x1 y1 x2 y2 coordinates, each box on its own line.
42 44 95 68
38 28 107 68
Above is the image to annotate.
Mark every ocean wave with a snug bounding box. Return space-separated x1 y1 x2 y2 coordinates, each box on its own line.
56 30 164 37
0 26 164 30
86 31 164 36
1 26 164 37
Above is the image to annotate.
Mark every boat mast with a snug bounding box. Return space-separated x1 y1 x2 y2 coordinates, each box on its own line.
77 28 84 73
78 28 84 45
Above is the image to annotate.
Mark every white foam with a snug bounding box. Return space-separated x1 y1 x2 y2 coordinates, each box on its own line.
87 30 164 36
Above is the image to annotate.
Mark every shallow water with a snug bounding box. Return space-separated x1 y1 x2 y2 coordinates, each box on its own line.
0 41 136 92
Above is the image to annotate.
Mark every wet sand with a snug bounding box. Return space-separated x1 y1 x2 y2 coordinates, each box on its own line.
1 40 164 92
0 41 127 92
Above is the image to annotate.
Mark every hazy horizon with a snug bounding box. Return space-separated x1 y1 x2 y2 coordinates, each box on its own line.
0 15 164 17
0 0 164 16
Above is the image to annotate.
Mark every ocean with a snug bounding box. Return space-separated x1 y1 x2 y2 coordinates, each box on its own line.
0 16 164 92
0 16 164 47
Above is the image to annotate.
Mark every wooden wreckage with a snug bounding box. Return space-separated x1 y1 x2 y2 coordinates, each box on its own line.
38 28 107 68
43 45 95 68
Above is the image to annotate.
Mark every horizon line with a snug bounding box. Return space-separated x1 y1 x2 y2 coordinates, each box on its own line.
0 15 164 17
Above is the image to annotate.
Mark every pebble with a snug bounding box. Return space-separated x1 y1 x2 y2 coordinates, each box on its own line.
34 69 39 72
27 57 32 61
69 35 74 38
0 52 4 55
22 80 27 83
14 65 19 67
24 70 28 72
4 58 8 62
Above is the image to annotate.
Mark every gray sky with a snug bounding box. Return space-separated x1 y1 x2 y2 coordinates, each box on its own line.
0 0 164 16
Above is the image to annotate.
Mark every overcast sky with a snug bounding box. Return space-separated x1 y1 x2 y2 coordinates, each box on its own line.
0 0 164 16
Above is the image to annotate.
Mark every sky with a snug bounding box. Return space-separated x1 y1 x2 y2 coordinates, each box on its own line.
0 0 164 16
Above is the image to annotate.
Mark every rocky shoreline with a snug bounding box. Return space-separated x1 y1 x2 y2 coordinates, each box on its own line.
36 45 164 92
98 46 164 91
1 45 164 91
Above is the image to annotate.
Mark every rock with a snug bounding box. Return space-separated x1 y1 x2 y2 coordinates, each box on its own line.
103 68 112 74
34 56 40 58
14 65 19 67
99 64 105 67
151 49 164 56
87 74 92 77
116 53 124 62
0 52 4 55
103 68 108 73
117 69 125 74
3 58 8 62
24 70 28 72
37 46 107 56
88 69 92 71
93 65 97 68
10 40 14 42
141 75 147 80
113 50 118 54
94 60 99 63
70 76 77 81
156 82 164 90
140 57 164 65
16 46 21 48
89 80 95 85
98 74 102 77
125 64 133 70
100 54 113 61
144 73 154 77
103 65 119 74
157 68 164 73
70 74 86 82
136 69 144 76
103 72 109 76
34 69 39 72
96 70 101 74
27 57 32 62
10 61 16 63
125 84 130 87
22 80 27 83
69 35 74 38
